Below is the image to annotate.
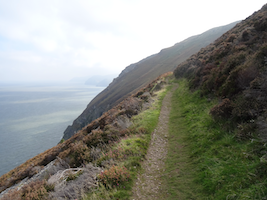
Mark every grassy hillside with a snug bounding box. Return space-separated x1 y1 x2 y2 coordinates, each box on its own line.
165 79 267 199
172 3 267 199
63 21 238 140
174 4 267 140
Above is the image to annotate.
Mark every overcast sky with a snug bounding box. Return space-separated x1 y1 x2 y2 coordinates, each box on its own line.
0 0 266 83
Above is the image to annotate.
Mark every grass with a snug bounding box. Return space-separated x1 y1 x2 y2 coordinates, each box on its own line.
83 85 170 200
7 76 267 199
164 79 267 199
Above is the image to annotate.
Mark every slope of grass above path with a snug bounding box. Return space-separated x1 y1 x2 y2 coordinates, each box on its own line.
165 79 267 200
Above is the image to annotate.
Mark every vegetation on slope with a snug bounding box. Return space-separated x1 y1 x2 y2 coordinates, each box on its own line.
63 21 238 140
174 4 267 139
2 4 267 199
83 82 170 200
165 79 267 199
0 73 172 200
170 4 267 199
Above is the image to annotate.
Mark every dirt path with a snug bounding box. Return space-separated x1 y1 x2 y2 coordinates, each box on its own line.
131 85 178 200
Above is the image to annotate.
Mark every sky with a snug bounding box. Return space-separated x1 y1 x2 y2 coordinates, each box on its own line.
0 0 266 83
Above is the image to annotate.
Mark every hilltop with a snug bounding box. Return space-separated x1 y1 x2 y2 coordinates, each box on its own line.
63 21 238 140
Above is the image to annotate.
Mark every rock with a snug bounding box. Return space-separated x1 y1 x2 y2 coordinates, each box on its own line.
48 164 101 200
114 115 132 129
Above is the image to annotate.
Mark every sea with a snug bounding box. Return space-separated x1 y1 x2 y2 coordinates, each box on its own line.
0 82 104 177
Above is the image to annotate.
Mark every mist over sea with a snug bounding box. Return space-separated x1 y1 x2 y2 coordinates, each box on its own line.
0 82 104 177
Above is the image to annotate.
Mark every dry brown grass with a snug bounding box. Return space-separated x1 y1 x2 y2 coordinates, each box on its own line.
1 180 53 200
0 145 62 193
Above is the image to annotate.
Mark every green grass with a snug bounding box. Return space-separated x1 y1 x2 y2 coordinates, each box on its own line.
84 78 267 199
83 86 171 200
165 79 267 199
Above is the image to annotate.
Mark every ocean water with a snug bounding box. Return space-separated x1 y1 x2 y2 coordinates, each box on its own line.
0 83 104 177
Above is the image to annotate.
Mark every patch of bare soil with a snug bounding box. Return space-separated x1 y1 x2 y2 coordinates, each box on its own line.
131 85 178 200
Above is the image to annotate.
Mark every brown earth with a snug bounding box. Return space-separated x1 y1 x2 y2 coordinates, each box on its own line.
131 84 178 200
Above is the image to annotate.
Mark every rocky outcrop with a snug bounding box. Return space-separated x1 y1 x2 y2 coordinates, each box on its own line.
48 164 101 200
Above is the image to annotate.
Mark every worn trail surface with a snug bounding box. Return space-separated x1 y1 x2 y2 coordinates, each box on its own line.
131 85 178 200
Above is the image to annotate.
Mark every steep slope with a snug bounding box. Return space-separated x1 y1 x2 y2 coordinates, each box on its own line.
171 4 267 198
63 21 238 140
0 73 171 199
174 4 267 140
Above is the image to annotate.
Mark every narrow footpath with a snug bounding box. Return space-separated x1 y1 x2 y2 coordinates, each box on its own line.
131 85 178 200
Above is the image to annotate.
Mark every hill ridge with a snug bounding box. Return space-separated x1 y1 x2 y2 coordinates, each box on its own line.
63 21 239 140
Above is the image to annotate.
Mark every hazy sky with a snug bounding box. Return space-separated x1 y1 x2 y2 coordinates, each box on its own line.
0 1 266 82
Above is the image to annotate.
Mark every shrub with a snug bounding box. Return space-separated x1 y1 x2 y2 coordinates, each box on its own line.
174 62 191 79
226 34 237 42
232 95 259 121
58 148 71 160
219 68 241 97
235 121 257 140
83 129 106 147
70 141 91 167
98 166 130 187
59 141 91 167
210 98 233 119
2 180 53 200
256 43 267 65
254 16 267 31
237 65 259 90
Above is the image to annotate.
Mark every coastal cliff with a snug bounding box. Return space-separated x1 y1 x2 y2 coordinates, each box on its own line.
63 21 238 140
1 4 267 199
